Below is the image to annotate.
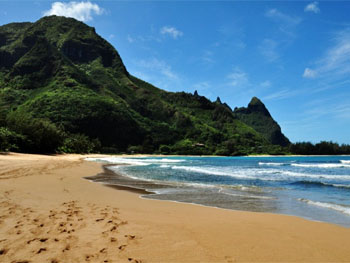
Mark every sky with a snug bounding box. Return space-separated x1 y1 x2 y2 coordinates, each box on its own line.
1 1 350 144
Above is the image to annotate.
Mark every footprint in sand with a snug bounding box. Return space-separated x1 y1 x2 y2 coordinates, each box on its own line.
118 245 127 251
0 200 139 263
26 238 37 244
36 247 47 254
225 255 235 263
125 235 136 240
128 258 142 263
62 244 70 253
99 248 107 253
85 254 95 262
0 248 8 255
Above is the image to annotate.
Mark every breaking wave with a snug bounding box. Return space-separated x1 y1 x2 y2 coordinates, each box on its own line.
298 199 350 216
291 163 350 168
291 181 350 190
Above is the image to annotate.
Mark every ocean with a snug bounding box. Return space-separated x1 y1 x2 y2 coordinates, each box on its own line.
86 156 350 227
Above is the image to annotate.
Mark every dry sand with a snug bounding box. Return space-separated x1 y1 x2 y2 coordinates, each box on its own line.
0 153 350 263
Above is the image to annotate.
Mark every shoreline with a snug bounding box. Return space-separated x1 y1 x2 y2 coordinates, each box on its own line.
86 153 350 158
86 159 350 228
1 153 350 262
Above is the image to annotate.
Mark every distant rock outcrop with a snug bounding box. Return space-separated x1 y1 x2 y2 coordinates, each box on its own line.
234 97 290 146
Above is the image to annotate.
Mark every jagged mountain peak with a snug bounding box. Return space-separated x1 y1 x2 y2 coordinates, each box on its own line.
247 97 271 117
234 97 290 147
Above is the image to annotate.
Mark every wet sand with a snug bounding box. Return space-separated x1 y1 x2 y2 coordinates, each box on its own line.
1 153 350 262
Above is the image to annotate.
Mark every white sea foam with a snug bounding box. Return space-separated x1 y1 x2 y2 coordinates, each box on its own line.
298 199 350 215
218 188 274 200
140 158 185 163
258 162 285 166
331 183 350 189
85 157 184 166
282 170 350 181
340 160 350 164
85 157 150 166
171 165 350 182
177 182 217 189
171 166 258 180
291 163 350 168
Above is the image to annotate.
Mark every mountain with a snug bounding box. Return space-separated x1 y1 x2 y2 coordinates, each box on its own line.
234 97 290 146
0 16 289 155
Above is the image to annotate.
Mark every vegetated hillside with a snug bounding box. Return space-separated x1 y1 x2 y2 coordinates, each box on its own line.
234 97 290 147
0 16 289 155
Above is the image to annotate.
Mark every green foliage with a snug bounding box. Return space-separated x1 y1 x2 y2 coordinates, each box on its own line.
59 134 100 153
289 141 350 155
127 145 143 154
159 145 171 154
0 127 25 152
6 111 64 153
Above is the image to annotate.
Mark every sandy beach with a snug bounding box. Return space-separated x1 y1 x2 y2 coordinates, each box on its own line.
1 153 350 263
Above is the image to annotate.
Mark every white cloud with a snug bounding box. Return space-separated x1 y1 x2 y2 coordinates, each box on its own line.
265 8 301 26
160 26 183 39
265 8 301 37
321 29 350 74
259 38 279 62
262 89 298 101
132 71 152 83
109 34 115 39
303 68 317 78
305 102 350 120
137 58 178 80
130 58 182 91
260 80 271 88
227 68 249 88
43 1 103 22
201 50 215 64
304 2 320 14
304 29 350 79
127 35 135 43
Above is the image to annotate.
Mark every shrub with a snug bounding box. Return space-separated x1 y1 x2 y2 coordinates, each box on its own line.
159 145 171 154
6 111 64 153
0 127 25 152
59 134 99 153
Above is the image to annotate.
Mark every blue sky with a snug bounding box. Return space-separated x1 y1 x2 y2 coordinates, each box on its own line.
1 1 350 144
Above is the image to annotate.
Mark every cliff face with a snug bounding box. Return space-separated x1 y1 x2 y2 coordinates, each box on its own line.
234 97 290 147
0 16 289 154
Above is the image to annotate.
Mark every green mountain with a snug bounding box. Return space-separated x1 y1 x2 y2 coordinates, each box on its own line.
234 97 290 147
0 16 289 155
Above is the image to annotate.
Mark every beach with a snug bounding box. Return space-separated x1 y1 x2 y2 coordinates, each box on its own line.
1 153 350 262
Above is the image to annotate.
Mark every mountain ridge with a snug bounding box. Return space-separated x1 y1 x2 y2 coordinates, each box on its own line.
0 16 289 155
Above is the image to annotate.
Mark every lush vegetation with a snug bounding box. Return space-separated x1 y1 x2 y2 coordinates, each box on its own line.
1 16 345 156
289 141 350 155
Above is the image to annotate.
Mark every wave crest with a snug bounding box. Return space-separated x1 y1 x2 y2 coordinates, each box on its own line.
292 181 350 190
258 162 285 166
291 163 350 168
298 198 350 215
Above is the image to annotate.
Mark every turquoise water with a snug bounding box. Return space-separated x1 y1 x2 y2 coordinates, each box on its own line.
87 156 350 227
